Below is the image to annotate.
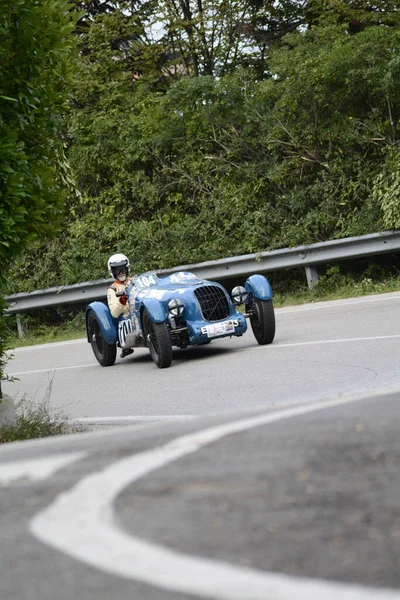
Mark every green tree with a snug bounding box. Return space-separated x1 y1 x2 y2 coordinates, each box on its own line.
0 0 78 394
305 0 400 31
70 0 307 79
149 0 306 77
261 24 400 243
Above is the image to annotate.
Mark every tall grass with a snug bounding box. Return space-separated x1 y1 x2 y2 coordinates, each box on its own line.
0 380 84 443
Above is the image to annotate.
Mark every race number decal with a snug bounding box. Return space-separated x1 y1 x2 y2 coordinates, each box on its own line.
136 274 157 288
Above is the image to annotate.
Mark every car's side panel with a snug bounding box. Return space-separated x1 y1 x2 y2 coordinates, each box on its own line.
141 297 167 323
86 302 118 344
245 274 273 301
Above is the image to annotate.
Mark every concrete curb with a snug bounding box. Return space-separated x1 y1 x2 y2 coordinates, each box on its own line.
0 394 16 426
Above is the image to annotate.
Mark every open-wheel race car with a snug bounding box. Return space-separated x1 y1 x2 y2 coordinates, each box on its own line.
86 271 275 369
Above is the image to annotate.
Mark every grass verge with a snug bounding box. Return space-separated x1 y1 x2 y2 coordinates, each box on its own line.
273 268 400 308
10 328 86 349
6 310 86 349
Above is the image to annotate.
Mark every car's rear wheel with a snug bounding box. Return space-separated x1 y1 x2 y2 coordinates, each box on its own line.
249 298 275 345
143 311 172 368
88 311 117 366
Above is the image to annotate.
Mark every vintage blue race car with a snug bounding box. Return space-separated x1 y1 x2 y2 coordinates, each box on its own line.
86 271 275 368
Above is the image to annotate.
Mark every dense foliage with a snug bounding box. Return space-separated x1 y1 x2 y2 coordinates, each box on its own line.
0 0 77 392
2 0 400 296
0 0 77 267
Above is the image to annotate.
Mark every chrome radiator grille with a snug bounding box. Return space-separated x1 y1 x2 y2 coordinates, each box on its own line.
194 285 230 321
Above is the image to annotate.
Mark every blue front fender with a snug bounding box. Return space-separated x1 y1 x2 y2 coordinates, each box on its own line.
86 302 118 345
245 274 273 301
141 297 166 323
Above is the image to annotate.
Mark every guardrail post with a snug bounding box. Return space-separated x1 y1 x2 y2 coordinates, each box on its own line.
16 313 25 339
305 266 319 289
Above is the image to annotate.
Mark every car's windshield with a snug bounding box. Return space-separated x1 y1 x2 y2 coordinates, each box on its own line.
165 271 200 284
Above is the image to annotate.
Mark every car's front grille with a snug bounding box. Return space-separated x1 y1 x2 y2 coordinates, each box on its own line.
194 285 230 321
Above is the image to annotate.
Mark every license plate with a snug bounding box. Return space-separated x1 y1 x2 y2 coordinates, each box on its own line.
201 320 235 338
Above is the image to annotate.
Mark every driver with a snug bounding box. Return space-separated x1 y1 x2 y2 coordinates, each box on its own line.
107 253 134 358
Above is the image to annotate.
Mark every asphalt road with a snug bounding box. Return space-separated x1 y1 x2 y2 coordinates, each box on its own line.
3 291 400 419
1 389 400 600
1 291 400 600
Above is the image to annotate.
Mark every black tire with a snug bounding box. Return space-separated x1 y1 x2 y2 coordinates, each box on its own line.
88 311 117 366
249 298 275 345
143 311 172 368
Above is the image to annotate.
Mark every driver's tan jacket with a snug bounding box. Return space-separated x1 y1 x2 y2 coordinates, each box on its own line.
107 279 132 319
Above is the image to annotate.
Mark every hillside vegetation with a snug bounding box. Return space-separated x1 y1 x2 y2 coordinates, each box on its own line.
8 0 400 293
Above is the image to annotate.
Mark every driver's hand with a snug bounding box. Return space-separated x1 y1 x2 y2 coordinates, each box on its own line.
119 294 128 305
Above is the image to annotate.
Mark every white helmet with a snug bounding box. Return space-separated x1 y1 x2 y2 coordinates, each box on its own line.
108 253 130 279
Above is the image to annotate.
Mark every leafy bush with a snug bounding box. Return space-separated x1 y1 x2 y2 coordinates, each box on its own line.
372 149 400 229
313 266 348 294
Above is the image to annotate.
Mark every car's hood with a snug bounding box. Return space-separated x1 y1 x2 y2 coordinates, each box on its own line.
128 271 227 309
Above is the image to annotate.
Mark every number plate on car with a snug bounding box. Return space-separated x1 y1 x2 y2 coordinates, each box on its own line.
201 320 236 337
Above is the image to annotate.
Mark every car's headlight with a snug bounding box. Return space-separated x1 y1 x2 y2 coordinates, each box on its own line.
168 298 185 317
231 286 248 305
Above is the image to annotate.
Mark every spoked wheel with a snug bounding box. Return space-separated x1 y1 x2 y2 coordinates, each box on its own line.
249 298 275 345
88 312 117 366
143 311 172 368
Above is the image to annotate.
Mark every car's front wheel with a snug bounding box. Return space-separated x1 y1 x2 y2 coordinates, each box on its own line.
88 311 117 366
143 311 173 368
249 298 275 345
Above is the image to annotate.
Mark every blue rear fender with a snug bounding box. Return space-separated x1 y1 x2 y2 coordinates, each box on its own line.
86 302 118 345
141 297 167 324
245 274 273 301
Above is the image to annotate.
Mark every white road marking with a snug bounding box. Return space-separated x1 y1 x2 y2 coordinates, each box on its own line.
8 363 97 376
277 293 400 313
0 452 85 486
254 334 400 350
10 339 87 352
71 415 197 425
8 334 400 377
30 395 399 600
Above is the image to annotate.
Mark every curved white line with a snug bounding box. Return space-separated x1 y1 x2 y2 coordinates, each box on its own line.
0 452 85 486
30 395 400 599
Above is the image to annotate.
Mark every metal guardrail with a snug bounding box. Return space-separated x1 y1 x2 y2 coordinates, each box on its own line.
5 230 400 317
